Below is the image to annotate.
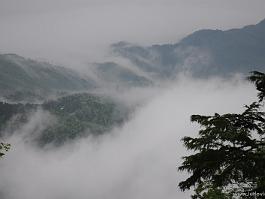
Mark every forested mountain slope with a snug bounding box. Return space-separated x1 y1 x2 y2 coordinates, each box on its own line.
0 54 95 101
110 18 265 77
0 93 128 146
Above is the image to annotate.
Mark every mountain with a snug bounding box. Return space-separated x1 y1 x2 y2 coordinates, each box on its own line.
93 62 152 88
111 18 265 77
0 101 37 132
0 55 131 146
0 54 96 101
0 93 128 146
40 93 128 146
1 19 265 148
2 19 265 97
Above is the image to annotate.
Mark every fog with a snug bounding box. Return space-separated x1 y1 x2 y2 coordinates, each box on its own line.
0 0 264 198
0 0 265 66
0 76 257 199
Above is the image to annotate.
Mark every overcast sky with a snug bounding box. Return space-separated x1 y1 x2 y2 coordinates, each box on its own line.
0 0 265 65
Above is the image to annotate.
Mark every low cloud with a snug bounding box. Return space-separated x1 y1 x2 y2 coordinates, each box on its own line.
0 75 257 199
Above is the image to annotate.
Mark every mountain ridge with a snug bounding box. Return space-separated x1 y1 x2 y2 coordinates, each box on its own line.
111 18 265 77
0 53 96 101
1 18 265 100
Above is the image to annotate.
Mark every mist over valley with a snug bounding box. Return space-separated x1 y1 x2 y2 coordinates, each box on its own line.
0 1 265 198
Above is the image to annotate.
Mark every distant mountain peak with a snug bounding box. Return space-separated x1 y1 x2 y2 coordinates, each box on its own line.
109 18 265 77
257 18 265 26
1 53 25 61
111 41 133 49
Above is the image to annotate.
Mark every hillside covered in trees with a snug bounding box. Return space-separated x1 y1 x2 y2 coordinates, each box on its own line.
0 93 128 147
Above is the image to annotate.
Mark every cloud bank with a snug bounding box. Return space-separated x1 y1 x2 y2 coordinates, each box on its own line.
0 76 257 199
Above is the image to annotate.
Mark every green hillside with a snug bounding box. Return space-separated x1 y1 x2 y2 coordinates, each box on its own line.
40 93 127 146
0 93 128 146
0 102 36 132
0 54 95 101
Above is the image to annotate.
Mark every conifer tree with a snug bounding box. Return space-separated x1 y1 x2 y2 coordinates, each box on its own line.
178 71 265 198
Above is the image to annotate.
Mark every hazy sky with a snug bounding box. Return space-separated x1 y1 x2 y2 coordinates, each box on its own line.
0 0 265 65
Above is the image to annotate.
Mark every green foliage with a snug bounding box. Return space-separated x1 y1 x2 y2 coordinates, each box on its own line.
0 143 11 157
0 93 127 147
192 182 232 199
178 71 265 198
39 93 127 146
0 101 37 132
248 71 265 102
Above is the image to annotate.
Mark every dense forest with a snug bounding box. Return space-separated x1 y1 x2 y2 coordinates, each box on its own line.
0 93 128 147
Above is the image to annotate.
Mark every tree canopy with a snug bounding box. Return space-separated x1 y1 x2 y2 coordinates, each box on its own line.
178 71 265 198
0 142 10 158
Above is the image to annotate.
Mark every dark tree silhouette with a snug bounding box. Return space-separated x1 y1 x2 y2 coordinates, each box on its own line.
248 71 265 102
178 71 265 198
0 142 10 157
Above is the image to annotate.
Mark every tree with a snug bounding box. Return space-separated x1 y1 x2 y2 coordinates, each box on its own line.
178 71 265 198
248 71 265 102
0 142 10 158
